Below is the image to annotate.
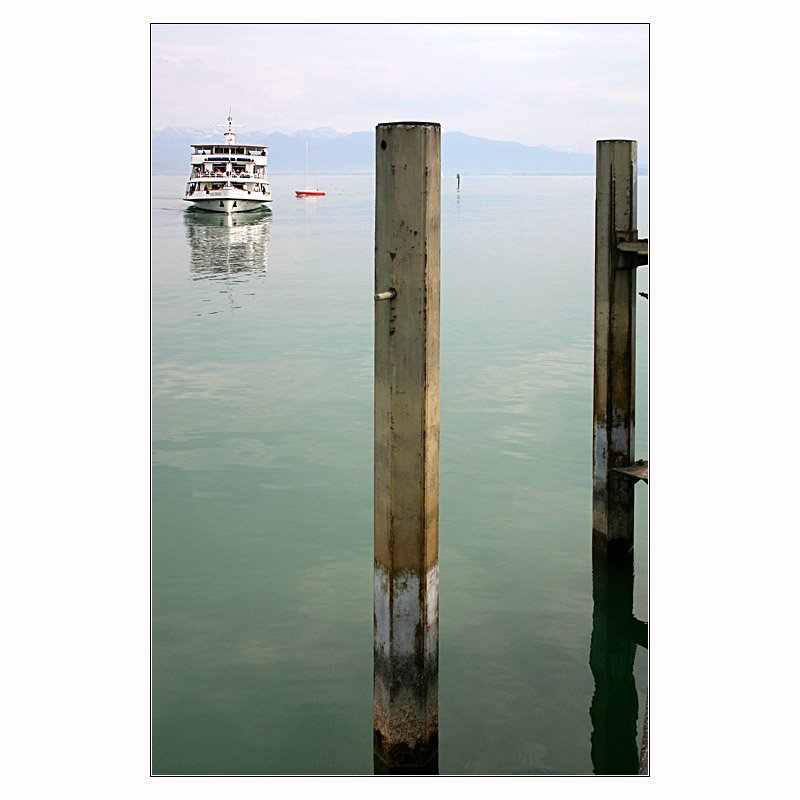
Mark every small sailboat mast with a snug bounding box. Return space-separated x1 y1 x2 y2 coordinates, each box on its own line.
296 140 326 197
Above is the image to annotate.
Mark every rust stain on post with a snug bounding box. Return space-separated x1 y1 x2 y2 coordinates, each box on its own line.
373 121 441 768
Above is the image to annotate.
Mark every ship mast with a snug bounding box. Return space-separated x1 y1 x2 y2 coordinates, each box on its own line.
216 108 243 145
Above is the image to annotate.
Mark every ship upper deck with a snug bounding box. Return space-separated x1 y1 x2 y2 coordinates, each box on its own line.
191 144 268 155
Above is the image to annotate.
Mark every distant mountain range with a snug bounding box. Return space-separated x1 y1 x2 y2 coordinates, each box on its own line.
151 127 645 176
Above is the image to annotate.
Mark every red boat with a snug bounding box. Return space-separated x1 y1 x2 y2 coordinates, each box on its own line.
296 142 325 198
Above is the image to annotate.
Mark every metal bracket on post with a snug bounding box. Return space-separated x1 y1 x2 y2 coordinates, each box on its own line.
615 230 649 270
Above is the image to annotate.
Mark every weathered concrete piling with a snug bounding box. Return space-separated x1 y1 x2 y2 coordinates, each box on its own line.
592 140 649 551
373 122 441 768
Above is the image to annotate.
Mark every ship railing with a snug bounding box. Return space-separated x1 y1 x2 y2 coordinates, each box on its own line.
191 171 266 179
186 184 269 193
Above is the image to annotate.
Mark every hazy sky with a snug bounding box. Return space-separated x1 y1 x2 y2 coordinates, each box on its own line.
151 23 648 156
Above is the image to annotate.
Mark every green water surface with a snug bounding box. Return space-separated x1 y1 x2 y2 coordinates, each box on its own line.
151 173 649 775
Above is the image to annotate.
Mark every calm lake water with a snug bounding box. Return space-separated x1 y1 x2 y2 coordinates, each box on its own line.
151 172 649 775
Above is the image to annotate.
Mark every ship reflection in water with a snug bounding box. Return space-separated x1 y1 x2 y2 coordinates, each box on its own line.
184 207 272 281
589 547 648 775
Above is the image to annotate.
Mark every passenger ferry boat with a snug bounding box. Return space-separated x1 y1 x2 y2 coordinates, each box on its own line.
183 113 272 213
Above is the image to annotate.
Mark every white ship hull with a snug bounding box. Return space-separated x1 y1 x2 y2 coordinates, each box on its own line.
185 188 271 214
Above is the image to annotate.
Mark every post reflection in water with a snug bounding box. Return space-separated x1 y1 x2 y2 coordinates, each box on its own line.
589 547 648 775
184 208 272 281
373 752 439 776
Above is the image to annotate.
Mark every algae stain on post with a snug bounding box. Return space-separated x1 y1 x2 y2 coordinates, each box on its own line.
373 121 441 768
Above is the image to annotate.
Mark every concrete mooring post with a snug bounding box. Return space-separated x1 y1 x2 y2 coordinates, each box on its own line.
373 122 441 769
592 140 648 552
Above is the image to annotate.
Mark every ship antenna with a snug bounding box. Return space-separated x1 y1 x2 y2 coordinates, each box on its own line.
216 108 243 145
